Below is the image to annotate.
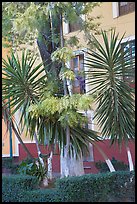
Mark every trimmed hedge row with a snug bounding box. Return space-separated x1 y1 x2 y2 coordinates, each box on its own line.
55 171 135 202
20 189 61 202
2 171 135 202
2 175 39 202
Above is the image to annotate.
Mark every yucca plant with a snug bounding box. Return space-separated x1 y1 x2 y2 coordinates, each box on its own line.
2 50 47 166
2 50 103 178
85 29 135 171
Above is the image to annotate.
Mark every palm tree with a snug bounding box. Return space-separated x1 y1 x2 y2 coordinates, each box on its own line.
2 50 46 165
2 50 106 178
85 29 135 171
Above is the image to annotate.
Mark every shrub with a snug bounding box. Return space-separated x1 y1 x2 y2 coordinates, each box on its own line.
2 174 60 202
108 171 135 202
2 171 135 202
2 158 13 168
55 171 135 202
20 189 61 202
17 158 48 183
2 175 39 202
95 157 129 172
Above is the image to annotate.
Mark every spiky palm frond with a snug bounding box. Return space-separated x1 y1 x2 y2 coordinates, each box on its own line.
27 113 101 158
85 29 135 148
2 49 102 158
2 50 46 130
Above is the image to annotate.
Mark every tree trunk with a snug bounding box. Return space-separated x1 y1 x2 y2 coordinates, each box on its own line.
42 177 48 187
60 148 84 178
33 132 45 167
11 121 34 159
47 151 53 180
33 132 49 186
93 142 115 172
59 12 85 178
126 146 134 171
60 126 84 178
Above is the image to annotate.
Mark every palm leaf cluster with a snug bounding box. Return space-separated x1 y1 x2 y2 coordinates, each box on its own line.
2 50 46 114
85 29 135 147
2 50 101 158
28 93 99 157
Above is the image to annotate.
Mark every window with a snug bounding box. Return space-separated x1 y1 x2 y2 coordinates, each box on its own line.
119 2 135 16
70 54 85 94
121 39 135 88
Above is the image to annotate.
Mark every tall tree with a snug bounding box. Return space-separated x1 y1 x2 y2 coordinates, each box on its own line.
2 2 102 177
2 50 102 178
2 51 46 163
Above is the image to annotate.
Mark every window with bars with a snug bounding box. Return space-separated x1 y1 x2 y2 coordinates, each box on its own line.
121 39 135 88
70 54 85 94
119 2 135 16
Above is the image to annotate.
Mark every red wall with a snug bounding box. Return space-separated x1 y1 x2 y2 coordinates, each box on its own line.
18 140 135 174
93 140 135 165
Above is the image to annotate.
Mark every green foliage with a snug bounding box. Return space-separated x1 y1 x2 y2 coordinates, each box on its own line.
51 47 74 63
2 2 48 48
13 3 44 34
2 157 14 169
28 92 100 158
65 36 80 47
95 157 129 172
2 49 100 159
2 50 46 133
2 2 30 46
2 14 101 164
2 171 135 202
59 68 75 81
2 2 101 51
17 158 47 182
29 94 93 128
18 189 61 202
55 171 135 202
85 29 135 148
2 174 39 202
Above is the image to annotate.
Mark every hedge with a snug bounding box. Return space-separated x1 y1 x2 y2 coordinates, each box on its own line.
55 171 135 202
20 189 61 202
2 171 135 202
2 175 39 202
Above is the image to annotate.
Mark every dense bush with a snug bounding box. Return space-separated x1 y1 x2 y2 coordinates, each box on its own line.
2 175 39 202
55 171 135 202
2 171 135 202
20 189 61 202
95 157 129 172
